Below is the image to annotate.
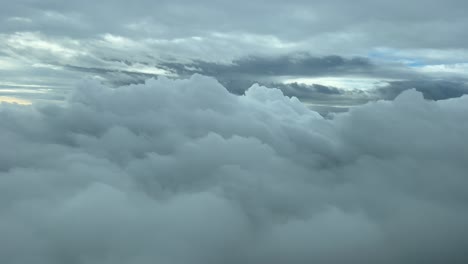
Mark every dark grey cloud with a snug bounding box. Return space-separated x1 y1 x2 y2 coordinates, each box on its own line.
157 54 468 108
265 82 343 98
158 54 380 92
156 54 374 103
62 64 161 86
377 80 468 101
1 76 468 263
161 55 374 78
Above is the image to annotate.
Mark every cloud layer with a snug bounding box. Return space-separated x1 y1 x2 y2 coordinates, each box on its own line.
2 0 468 104
1 75 467 263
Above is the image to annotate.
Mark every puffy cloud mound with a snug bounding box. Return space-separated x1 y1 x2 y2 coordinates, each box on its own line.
1 75 468 264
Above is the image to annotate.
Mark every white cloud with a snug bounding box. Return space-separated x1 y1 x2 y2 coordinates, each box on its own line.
415 63 468 78
5 32 84 59
1 75 467 263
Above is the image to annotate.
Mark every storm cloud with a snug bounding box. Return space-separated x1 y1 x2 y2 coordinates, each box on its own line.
1 75 467 264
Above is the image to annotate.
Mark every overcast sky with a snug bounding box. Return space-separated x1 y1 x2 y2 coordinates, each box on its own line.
2 1 468 263
1 0 468 108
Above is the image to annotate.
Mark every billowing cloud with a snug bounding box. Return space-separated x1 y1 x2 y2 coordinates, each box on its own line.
1 75 467 263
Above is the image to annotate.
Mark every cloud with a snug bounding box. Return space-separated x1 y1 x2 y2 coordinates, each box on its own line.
2 0 468 49
157 54 468 112
377 80 468 100
157 54 396 106
3 0 468 66
1 75 467 263
173 54 374 77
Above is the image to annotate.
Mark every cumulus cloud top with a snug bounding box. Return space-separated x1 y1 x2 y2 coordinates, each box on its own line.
1 75 468 264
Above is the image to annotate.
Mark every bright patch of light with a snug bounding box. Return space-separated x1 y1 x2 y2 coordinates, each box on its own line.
6 32 84 59
0 96 32 105
0 82 54 89
284 76 394 90
415 63 468 76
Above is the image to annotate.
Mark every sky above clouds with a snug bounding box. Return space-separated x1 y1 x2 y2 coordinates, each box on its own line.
1 1 468 263
1 0 468 108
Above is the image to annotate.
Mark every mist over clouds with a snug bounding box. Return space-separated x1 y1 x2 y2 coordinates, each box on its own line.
1 76 468 263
